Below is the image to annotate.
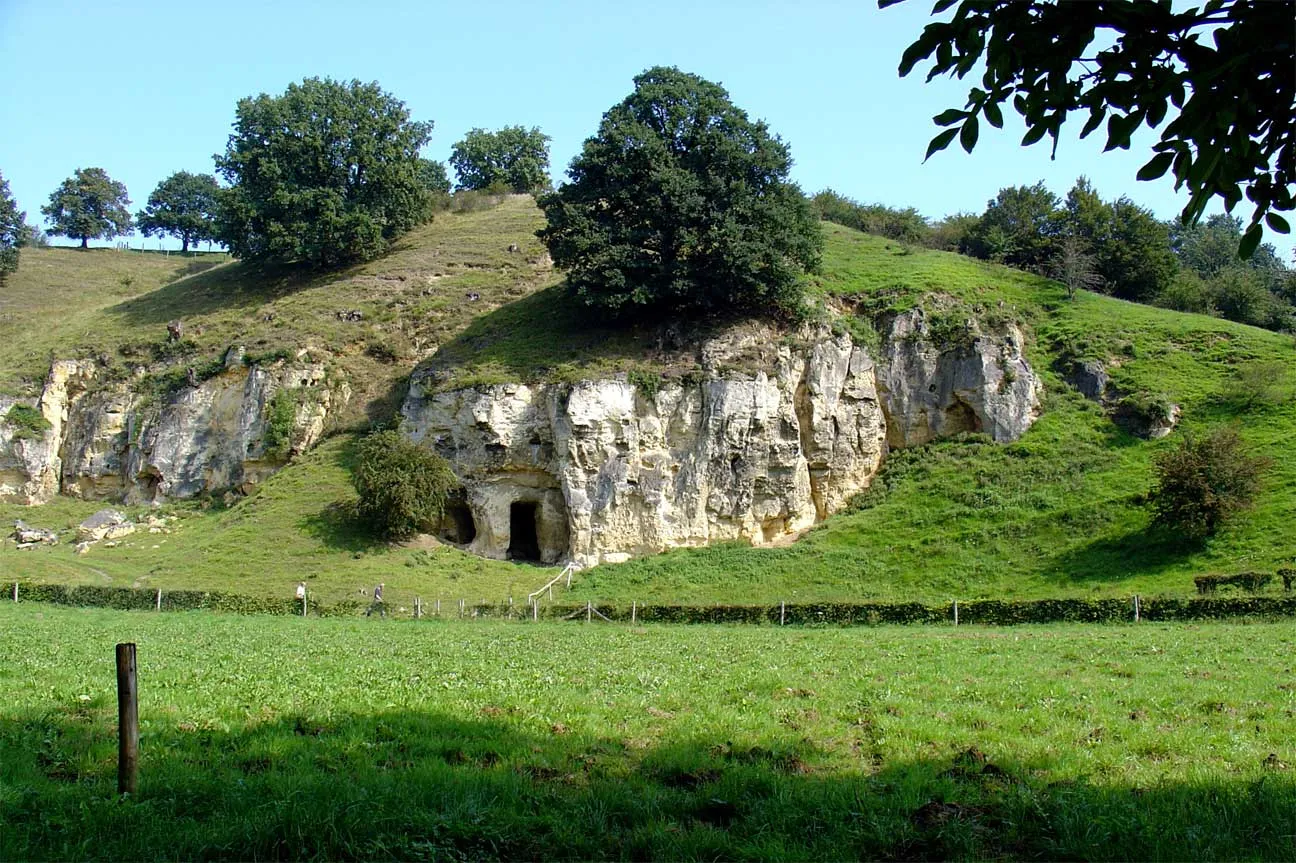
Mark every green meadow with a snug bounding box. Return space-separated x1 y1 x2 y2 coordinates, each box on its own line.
2 604 1294 860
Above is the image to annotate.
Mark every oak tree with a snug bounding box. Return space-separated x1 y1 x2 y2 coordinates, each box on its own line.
136 171 220 252
41 167 132 248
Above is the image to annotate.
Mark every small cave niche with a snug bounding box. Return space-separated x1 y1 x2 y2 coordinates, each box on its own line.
440 502 477 545
508 501 542 562
942 400 981 436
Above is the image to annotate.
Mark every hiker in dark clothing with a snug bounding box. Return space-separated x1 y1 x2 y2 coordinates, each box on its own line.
365 582 386 618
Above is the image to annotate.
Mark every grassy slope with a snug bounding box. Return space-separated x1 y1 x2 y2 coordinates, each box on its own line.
3 605 1294 860
3 210 1295 604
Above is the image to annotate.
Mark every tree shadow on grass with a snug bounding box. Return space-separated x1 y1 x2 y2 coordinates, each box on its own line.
294 436 386 554
106 258 352 327
1044 526 1200 586
4 704 1293 861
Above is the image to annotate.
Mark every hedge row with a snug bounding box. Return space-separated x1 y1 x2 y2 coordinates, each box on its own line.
2 582 361 618
6 582 1296 626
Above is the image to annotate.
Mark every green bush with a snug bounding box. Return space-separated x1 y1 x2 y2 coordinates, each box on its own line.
5 403 51 441
1148 426 1272 542
353 430 458 540
262 389 299 460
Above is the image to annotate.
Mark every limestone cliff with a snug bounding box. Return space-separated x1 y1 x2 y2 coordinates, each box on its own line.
0 356 348 505
402 316 1043 567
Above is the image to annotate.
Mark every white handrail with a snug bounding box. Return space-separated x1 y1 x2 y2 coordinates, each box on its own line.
527 561 577 604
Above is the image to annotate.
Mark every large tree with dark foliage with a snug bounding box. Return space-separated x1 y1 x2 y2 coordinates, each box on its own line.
41 167 132 249
0 170 26 280
450 126 551 193
214 78 434 268
136 171 220 252
538 66 821 320
884 0 1294 256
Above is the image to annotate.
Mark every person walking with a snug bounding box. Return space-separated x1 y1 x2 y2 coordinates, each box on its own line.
365 582 386 618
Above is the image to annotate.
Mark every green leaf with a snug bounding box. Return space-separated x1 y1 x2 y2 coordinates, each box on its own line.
1021 124 1048 146
1136 153 1174 181
931 0 958 11
924 128 960 161
1238 223 1262 260
933 108 967 127
959 115 980 152
1265 212 1290 234
983 101 1003 129
1079 109 1105 138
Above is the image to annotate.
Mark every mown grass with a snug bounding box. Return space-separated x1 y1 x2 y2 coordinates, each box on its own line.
2 604 1294 861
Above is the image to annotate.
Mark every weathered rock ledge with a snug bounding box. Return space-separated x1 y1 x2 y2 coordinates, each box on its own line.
0 355 348 506
402 310 1043 567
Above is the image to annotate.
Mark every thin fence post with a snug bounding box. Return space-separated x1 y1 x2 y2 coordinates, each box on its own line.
415 597 421 619
435 599 441 616
1133 594 1140 622
533 598 538 622
632 600 637 624
566 567 573 588
12 582 16 602
953 600 959 627
586 600 592 622
115 643 138 796
156 589 162 612
302 591 307 618
548 585 553 601
780 601 785 626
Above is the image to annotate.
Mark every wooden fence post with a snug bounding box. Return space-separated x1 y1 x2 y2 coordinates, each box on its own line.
953 600 959 627
632 600 637 624
1133 594 1140 622
586 600 592 622
12 582 16 602
459 598 465 618
116 643 139 796
780 601 786 626
533 598 538 622
156 589 162 612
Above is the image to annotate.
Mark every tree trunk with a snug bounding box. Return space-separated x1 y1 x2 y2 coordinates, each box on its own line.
182 235 190 253
80 236 88 249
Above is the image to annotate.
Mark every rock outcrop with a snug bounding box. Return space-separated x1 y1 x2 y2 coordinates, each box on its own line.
877 309 1043 447
0 356 348 505
403 316 1043 567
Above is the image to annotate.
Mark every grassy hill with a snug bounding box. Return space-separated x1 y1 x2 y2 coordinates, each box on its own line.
3 200 1294 606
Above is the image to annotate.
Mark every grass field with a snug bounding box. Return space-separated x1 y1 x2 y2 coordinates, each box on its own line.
2 604 1294 860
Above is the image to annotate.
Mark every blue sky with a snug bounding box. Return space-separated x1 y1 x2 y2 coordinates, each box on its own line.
2 0 1287 258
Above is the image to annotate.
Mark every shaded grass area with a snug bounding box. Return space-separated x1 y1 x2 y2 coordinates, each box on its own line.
3 605 1294 861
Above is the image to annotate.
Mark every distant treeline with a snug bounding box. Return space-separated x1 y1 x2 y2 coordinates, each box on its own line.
812 181 1296 333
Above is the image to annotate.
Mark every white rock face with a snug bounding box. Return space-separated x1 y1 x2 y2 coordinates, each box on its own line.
877 308 1043 447
0 359 346 505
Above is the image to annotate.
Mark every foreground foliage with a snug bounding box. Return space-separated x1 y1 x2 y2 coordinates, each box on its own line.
215 77 434 268
887 0 1295 253
2 605 1294 861
538 66 821 320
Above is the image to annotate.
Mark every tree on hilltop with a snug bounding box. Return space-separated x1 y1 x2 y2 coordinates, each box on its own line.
136 171 221 253
450 126 551 193
0 170 26 280
884 0 1294 257
537 66 822 321
214 77 435 268
41 167 132 249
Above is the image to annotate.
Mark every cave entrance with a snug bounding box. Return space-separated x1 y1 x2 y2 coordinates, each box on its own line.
508 501 541 562
442 503 477 545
